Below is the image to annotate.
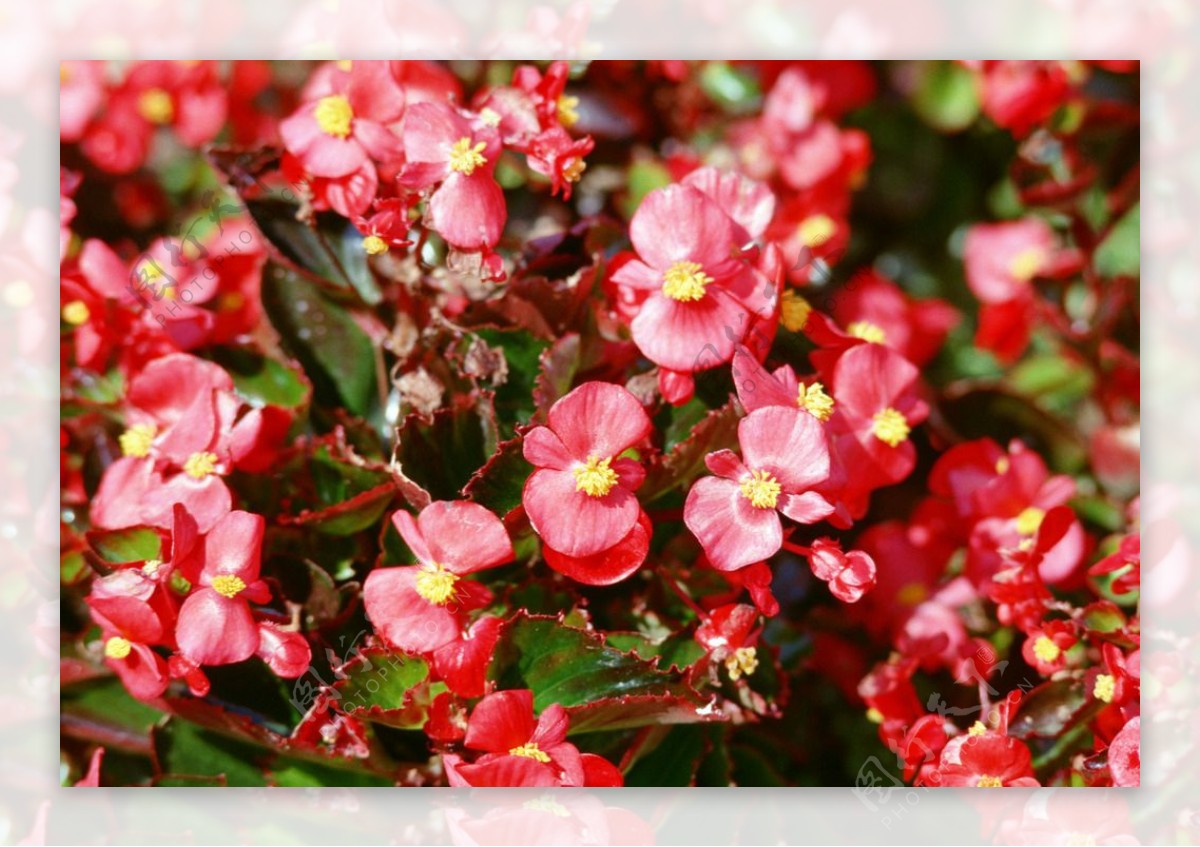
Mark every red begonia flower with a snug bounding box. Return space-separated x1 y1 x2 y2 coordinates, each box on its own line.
964 218 1056 305
935 728 1040 787
87 569 174 701
431 615 504 698
522 381 652 560
827 269 959 367
1107 716 1140 787
175 510 271 667
685 405 833 572
399 102 506 253
280 61 405 178
364 501 513 654
1020 618 1078 675
806 537 877 603
695 603 762 681
256 622 312 679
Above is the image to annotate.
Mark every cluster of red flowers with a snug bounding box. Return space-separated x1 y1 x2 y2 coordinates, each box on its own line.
61 60 1138 788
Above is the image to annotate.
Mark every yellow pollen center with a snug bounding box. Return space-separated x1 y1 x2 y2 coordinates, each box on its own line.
362 234 388 255
314 94 354 139
1032 636 1061 664
415 562 459 606
1093 673 1116 703
866 707 884 724
183 451 219 479
995 457 1011 474
478 107 502 127
969 720 988 736
142 559 162 576
896 582 928 606
798 214 836 248
137 88 174 124
872 408 910 447
104 636 132 660
573 455 619 498
798 381 835 421
211 574 246 598
62 300 91 325
562 157 586 183
335 60 352 72
557 94 580 127
509 742 552 763
848 320 887 344
119 424 157 458
448 137 488 175
725 646 759 681
780 290 812 332
1009 246 1045 281
740 470 781 510
661 261 712 302
1015 506 1046 537
977 775 1004 788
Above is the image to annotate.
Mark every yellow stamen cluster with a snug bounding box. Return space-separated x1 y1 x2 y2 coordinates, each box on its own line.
968 721 988 737
1032 636 1061 664
61 300 91 326
183 451 219 479
1015 506 1046 537
1009 246 1045 281
142 559 162 577
1093 673 1116 703
725 646 759 681
847 320 887 344
448 137 488 175
363 234 388 255
211 574 247 598
335 60 353 72
872 407 910 447
995 457 1011 475
415 562 459 606
314 94 354 139
740 470 781 510
509 742 551 763
137 88 174 125
798 382 835 421
562 157 586 183
780 289 812 332
661 260 712 302
977 775 1004 788
119 424 157 458
573 455 619 498
104 636 132 660
797 214 836 248
557 94 580 127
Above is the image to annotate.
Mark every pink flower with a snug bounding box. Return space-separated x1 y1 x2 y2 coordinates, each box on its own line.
363 501 513 654
87 570 173 701
609 176 777 378
684 405 833 572
522 382 652 566
398 102 506 253
175 510 272 666
280 61 405 178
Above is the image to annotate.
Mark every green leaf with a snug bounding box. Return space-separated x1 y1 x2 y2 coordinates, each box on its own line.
642 401 740 500
1094 204 1139 278
532 332 582 419
331 647 436 729
261 263 378 417
491 614 716 734
393 395 499 500
86 526 163 564
625 725 707 787
210 346 311 409
699 62 762 114
61 550 91 585
912 61 981 132
61 677 165 750
281 482 395 536
153 719 269 787
621 159 672 219
463 436 533 517
1009 678 1091 740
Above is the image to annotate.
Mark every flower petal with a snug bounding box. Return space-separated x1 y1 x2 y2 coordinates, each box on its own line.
362 566 461 654
175 589 259 666
738 405 830 493
684 476 782 572
547 382 651 460
417 501 514 575
524 468 639 558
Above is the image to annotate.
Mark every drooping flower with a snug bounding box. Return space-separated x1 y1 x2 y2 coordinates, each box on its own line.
87 570 173 701
805 538 877 603
280 60 405 178
522 382 652 570
363 501 513 654
174 510 272 667
685 405 833 572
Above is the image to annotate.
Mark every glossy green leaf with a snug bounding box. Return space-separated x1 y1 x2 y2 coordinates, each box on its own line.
86 526 163 564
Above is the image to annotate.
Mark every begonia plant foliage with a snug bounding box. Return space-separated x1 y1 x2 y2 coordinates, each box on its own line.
60 60 1140 788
